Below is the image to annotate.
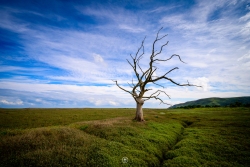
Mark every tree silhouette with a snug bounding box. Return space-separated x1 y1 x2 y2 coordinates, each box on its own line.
114 28 201 121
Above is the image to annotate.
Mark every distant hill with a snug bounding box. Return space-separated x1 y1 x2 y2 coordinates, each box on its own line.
169 96 250 109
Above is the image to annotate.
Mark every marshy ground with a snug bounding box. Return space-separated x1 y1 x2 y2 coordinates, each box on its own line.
0 107 249 166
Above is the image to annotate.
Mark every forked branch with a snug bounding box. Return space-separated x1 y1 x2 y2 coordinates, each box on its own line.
143 90 171 105
114 27 202 105
113 80 134 96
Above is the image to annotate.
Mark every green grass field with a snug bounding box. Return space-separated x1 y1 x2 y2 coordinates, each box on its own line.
0 107 249 166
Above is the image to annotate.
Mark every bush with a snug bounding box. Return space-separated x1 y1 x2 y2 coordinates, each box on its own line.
229 101 242 107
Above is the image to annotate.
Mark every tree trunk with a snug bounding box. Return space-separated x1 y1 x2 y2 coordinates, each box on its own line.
134 97 145 121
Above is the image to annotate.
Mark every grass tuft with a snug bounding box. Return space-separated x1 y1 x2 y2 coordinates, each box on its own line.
0 107 249 166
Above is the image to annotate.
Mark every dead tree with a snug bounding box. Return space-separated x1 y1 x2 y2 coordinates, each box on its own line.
114 28 201 121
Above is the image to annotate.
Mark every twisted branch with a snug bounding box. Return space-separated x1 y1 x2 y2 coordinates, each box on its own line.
114 27 202 105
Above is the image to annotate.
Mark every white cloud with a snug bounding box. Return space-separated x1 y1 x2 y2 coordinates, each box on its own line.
0 1 249 108
0 99 23 105
237 52 250 61
119 24 145 33
77 5 147 34
35 98 42 102
93 53 104 63
188 62 208 68
148 5 183 13
194 77 210 91
240 12 250 21
246 4 250 10
109 101 119 106
162 86 249 100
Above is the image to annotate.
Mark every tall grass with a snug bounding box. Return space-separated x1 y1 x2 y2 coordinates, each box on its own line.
0 107 249 166
0 108 134 130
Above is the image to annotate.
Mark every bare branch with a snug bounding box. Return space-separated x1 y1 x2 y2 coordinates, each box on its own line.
143 90 171 105
151 67 178 82
131 78 136 87
157 34 168 41
155 27 165 41
132 37 146 79
146 67 157 81
153 77 202 87
141 68 150 80
148 67 177 83
127 82 134 88
137 61 144 75
115 27 202 108
151 27 163 57
164 67 179 76
130 54 134 60
144 88 152 92
136 37 146 61
126 59 134 68
145 96 171 105
157 90 171 99
135 37 146 59
113 80 135 96
113 27 203 122
154 54 186 64
142 89 171 105
151 27 168 58
154 41 169 58
132 82 141 96
147 90 170 99
152 82 164 88
127 58 140 81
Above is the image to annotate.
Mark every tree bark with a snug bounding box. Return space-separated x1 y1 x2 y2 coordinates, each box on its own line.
134 98 145 121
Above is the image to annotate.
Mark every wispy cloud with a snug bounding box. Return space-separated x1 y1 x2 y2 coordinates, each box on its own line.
119 24 145 33
0 0 249 108
148 5 183 13
158 0 250 92
0 99 23 105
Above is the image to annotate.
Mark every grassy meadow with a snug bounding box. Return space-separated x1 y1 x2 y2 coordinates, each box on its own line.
0 107 249 166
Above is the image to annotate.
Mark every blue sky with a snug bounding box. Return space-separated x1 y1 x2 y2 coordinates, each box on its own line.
0 0 250 108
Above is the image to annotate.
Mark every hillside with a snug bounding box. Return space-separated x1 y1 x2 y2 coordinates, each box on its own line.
170 96 250 108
